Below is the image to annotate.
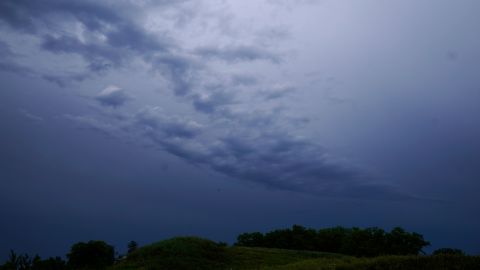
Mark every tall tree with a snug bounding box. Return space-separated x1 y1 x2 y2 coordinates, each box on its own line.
67 240 115 269
127 241 138 255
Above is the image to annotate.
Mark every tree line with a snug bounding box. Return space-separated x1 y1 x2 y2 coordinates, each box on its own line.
235 225 431 257
0 240 138 270
1 226 465 269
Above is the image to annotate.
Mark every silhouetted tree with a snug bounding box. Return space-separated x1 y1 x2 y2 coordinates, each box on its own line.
235 225 430 257
1 253 66 270
67 240 114 269
235 232 264 247
127 241 138 255
31 256 66 270
0 250 33 270
317 226 349 253
385 227 430 255
433 248 465 256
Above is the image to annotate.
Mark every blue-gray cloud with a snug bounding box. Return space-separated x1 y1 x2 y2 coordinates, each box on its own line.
195 45 281 63
18 108 43 122
258 85 296 100
63 105 409 200
149 54 200 96
41 35 123 72
0 0 174 76
230 74 259 86
0 0 413 200
42 73 90 88
95 85 131 108
192 90 236 114
134 106 203 139
0 40 33 75
0 0 410 201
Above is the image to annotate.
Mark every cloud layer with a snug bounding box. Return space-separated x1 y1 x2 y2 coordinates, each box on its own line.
0 0 409 199
95 85 131 107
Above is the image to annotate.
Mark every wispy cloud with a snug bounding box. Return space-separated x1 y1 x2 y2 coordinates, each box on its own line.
18 109 43 122
195 45 281 63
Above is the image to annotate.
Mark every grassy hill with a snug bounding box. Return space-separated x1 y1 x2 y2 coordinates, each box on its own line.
110 237 480 270
110 236 342 270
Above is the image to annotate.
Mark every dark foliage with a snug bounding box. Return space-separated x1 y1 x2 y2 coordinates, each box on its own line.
0 250 66 270
433 248 465 256
331 255 480 270
235 225 430 257
67 240 114 269
118 237 229 270
127 241 138 255
31 256 67 270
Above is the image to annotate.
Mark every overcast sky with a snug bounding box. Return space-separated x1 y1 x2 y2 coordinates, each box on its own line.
1 0 480 257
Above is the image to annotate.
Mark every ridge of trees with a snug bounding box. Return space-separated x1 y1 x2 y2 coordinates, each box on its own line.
235 225 430 257
1 226 468 269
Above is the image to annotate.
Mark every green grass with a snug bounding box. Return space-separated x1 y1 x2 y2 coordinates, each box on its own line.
110 237 228 270
111 237 342 270
226 246 343 269
260 255 480 270
111 237 480 270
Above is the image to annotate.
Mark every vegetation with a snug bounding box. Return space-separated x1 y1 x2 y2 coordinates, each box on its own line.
112 237 228 270
67 240 115 269
1 225 477 270
236 225 430 257
260 255 480 270
433 247 466 256
126 241 138 255
0 250 66 270
111 237 341 270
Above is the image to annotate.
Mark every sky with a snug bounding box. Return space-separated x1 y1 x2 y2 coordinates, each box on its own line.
1 0 480 258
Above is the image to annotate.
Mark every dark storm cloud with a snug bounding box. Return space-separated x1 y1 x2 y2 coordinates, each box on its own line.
0 0 175 77
230 74 259 86
65 105 408 200
258 85 296 100
0 0 184 34
195 45 281 63
95 86 131 108
0 0 119 33
0 0 279 100
192 90 236 114
149 54 200 96
41 35 124 72
0 59 32 75
152 118 405 199
42 73 90 88
267 0 321 8
134 107 203 139
0 60 32 75
63 114 119 136
39 15 170 72
1 0 409 200
0 40 14 58
0 40 33 75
